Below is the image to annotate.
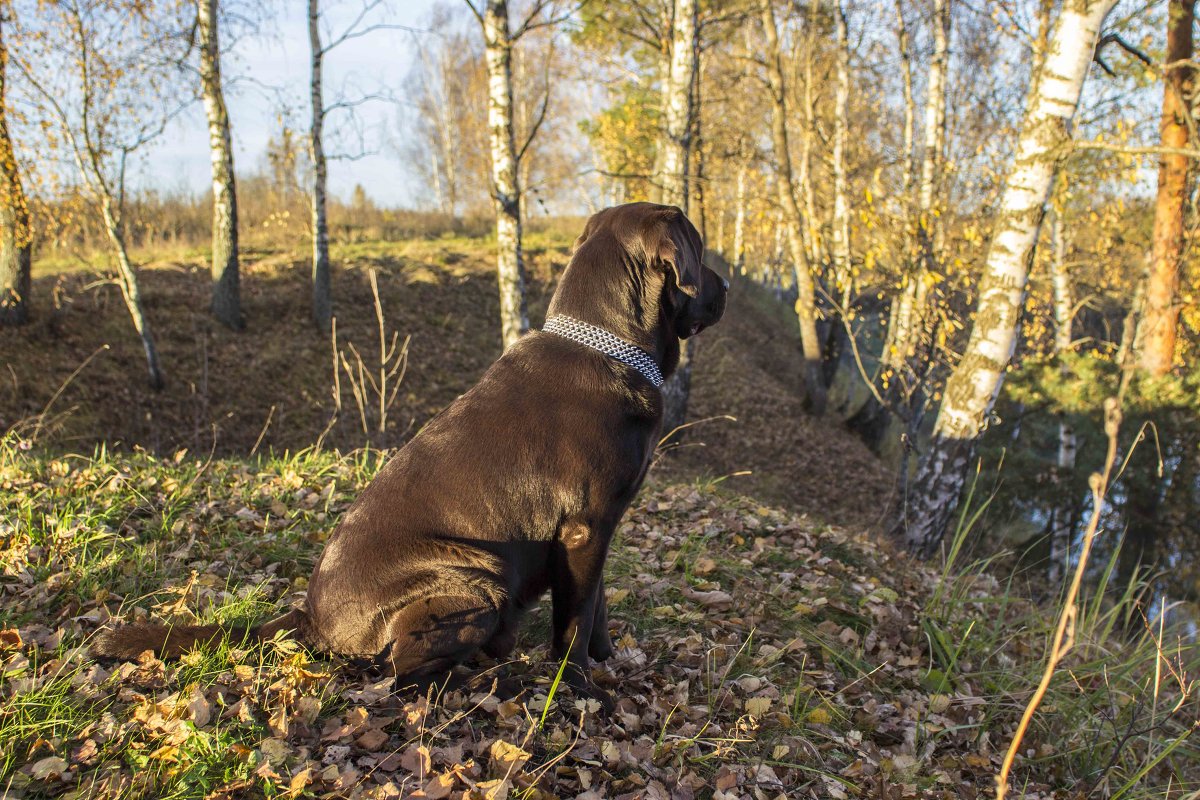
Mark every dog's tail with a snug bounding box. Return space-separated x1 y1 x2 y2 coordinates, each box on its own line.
91 609 307 660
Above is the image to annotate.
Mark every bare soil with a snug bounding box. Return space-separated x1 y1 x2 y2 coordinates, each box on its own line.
0 241 893 527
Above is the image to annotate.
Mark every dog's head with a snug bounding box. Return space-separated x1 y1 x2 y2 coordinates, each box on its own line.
557 203 728 350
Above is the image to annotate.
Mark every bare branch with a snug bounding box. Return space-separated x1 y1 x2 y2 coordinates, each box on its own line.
1096 31 1154 66
1074 141 1200 159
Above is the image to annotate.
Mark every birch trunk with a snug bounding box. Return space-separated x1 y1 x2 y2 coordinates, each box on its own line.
762 0 826 414
1137 0 1194 376
889 0 950 371
1048 211 1076 582
894 0 915 201
658 0 697 210
659 0 701 435
881 0 916 371
830 1 851 302
308 0 332 331
898 0 1116 557
800 0 820 267
198 0 242 330
733 164 747 275
0 17 31 327
102 196 165 390
482 0 529 350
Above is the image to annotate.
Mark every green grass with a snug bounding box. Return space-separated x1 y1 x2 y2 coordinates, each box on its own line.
1 437 1196 798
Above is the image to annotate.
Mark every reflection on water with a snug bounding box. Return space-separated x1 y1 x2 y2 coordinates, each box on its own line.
983 414 1200 639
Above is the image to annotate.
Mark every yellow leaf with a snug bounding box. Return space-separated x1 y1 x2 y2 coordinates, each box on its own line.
806 706 832 724
745 697 772 716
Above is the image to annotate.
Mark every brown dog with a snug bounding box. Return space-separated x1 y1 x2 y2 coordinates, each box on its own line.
95 202 727 706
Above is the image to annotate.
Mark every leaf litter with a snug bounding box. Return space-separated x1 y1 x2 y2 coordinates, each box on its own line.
1 450 1195 798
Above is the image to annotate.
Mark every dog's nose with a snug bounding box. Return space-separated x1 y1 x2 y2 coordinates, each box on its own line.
721 277 730 290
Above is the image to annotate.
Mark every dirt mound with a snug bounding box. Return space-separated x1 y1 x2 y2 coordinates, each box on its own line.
1 241 892 525
657 274 895 529
0 242 565 455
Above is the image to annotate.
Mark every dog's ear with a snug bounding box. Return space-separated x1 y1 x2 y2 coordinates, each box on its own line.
644 207 702 297
573 208 610 254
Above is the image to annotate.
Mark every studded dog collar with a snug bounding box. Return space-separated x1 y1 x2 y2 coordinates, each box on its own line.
542 315 665 388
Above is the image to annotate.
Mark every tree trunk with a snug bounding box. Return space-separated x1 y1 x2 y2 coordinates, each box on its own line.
198 0 242 330
101 197 164 390
658 0 697 210
732 164 747 275
761 0 827 414
896 0 1117 558
894 0 915 201
482 0 529 351
830 1 851 304
659 0 700 434
308 0 332 332
888 0 951 372
1137 0 1195 376
1048 211 1077 582
0 16 31 327
800 0 820 268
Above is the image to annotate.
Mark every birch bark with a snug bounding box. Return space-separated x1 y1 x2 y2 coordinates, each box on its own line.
198 0 242 330
102 194 164 390
481 0 529 351
732 164 747 275
659 0 701 435
1047 211 1077 582
800 0 820 267
1137 0 1194 375
12 5 167 388
658 0 697 210
898 0 1117 557
308 0 332 331
761 0 826 414
830 1 851 302
0 16 31 327
890 0 950 370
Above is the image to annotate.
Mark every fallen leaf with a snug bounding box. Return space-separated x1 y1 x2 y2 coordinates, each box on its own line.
744 697 772 716
30 756 68 781
401 744 431 777
356 728 388 751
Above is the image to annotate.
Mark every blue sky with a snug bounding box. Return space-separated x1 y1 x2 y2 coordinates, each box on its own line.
149 0 440 207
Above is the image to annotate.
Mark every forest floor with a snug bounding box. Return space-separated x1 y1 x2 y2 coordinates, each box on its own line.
1 240 1197 798
1 237 890 528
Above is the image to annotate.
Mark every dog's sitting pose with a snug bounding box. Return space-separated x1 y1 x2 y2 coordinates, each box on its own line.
95 202 728 706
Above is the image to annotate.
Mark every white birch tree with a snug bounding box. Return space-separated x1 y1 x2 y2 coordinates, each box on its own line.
887 0 950 375
1047 210 1077 582
12 0 192 389
198 0 242 330
830 1 851 303
0 14 30 327
896 0 1119 557
308 0 331 331
307 0 410 332
657 0 700 435
466 0 561 351
760 0 826 414
657 0 696 209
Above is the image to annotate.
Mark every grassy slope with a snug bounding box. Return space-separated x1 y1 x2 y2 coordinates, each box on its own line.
0 238 889 529
1 241 1196 798
1 447 1195 799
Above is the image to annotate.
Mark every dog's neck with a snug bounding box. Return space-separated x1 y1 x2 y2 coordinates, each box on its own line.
542 315 664 388
547 248 681 379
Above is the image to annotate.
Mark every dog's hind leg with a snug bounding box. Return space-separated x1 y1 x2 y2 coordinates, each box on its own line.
384 595 501 689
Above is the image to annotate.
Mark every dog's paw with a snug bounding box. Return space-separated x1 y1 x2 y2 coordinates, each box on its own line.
557 682 614 716
588 636 615 662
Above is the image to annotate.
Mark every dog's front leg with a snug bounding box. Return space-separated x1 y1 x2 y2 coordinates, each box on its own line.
550 521 613 711
589 576 614 662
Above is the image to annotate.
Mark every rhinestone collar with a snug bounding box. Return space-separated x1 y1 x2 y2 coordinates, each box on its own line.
542 315 664 388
